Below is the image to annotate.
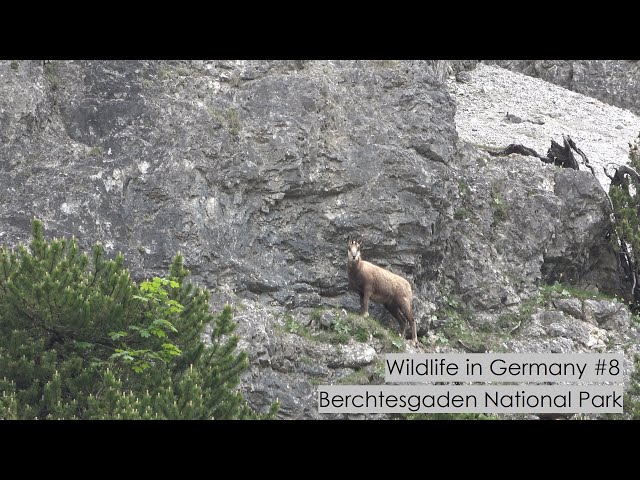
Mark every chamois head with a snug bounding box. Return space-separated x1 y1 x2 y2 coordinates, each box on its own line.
346 235 363 265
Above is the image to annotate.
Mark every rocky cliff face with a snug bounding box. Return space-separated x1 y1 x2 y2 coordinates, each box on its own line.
1 60 637 418
487 60 640 117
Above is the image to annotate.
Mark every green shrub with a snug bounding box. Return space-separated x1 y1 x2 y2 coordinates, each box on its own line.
227 109 241 136
87 146 104 157
624 354 640 419
491 191 509 223
44 62 59 91
283 307 404 351
310 307 323 324
284 315 302 334
402 412 498 420
609 142 640 307
0 219 277 419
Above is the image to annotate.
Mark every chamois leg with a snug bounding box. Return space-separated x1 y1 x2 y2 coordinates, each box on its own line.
386 304 408 338
400 302 417 346
409 315 417 346
360 290 371 317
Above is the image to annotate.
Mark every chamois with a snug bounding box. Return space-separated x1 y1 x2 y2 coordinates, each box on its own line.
346 236 417 346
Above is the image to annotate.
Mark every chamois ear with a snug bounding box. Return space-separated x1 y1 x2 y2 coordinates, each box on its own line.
347 235 352 245
357 236 364 246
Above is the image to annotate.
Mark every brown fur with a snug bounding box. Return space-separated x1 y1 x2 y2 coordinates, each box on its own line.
346 236 417 345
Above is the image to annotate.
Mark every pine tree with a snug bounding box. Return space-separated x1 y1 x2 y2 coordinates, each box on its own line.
609 138 640 307
624 354 640 419
0 219 277 419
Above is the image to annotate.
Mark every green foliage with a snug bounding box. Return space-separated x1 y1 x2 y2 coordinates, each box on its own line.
539 281 615 302
226 109 241 136
601 352 640 420
453 178 479 223
228 73 240 88
624 354 640 419
158 65 192 81
401 412 498 420
454 207 473 221
282 308 405 352
327 313 404 351
0 219 277 419
369 60 399 70
610 185 639 245
284 314 302 334
432 281 623 354
87 146 104 157
338 368 373 385
111 277 183 374
207 106 224 123
338 359 388 386
207 106 241 136
332 317 351 335
609 142 640 307
310 307 323 324
430 284 533 352
438 313 498 352
491 187 509 224
44 62 59 91
457 178 470 197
